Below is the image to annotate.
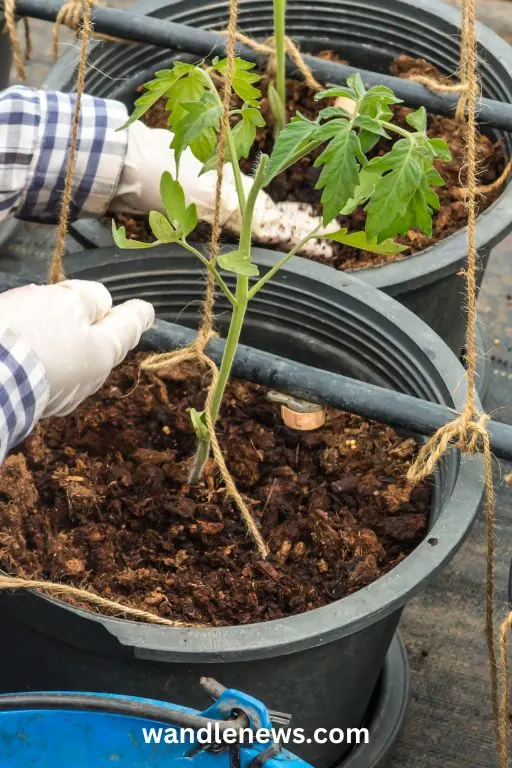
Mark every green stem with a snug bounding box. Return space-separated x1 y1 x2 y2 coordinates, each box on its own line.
189 279 248 482
381 121 416 140
248 224 321 299
180 240 237 306
189 156 268 482
273 0 287 133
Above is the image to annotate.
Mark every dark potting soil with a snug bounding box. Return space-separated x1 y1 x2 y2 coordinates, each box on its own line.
0 356 430 626
111 55 504 270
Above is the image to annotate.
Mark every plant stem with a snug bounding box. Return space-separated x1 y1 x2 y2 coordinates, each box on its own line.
273 0 287 134
248 224 321 299
189 157 268 482
381 121 415 140
180 241 237 306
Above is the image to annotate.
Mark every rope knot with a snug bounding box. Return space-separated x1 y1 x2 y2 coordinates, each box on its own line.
407 407 490 485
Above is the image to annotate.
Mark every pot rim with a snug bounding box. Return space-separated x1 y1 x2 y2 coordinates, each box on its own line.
44 0 512 294
2 248 484 662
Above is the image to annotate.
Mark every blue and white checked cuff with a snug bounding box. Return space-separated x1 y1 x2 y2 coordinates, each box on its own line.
0 327 49 463
0 86 129 223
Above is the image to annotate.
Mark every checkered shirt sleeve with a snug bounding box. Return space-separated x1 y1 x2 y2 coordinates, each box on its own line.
0 86 129 222
0 327 49 463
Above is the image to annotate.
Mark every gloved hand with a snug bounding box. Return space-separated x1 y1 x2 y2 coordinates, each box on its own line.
110 121 337 258
0 280 154 417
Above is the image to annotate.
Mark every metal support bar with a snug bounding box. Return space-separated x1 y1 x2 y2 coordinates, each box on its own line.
143 319 512 463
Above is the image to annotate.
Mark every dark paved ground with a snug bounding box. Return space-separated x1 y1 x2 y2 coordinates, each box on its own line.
5 2 512 766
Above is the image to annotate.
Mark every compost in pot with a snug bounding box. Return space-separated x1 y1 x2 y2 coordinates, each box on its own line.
0 355 430 626
112 55 503 270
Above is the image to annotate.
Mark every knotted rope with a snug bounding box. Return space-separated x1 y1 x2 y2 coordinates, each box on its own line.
3 0 31 82
51 0 134 61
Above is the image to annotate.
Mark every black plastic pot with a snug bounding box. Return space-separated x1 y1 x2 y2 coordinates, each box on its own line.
41 0 512 353
0 248 483 767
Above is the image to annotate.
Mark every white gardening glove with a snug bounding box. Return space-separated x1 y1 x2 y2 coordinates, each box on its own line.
0 280 154 417
110 121 337 258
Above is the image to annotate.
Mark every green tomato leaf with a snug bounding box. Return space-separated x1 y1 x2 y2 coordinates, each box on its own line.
314 125 363 224
358 85 402 118
111 221 159 249
354 115 390 138
148 211 178 243
319 105 353 120
232 105 266 160
164 66 210 129
119 63 201 130
428 137 452 162
170 92 222 165
406 106 427 133
346 73 366 100
315 86 356 102
189 408 209 441
340 168 380 215
159 171 197 237
214 57 261 107
425 166 445 187
265 114 319 182
217 250 260 276
354 114 390 153
365 139 423 241
322 227 407 256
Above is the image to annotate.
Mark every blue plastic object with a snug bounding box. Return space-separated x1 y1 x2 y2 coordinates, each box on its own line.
0 685 310 768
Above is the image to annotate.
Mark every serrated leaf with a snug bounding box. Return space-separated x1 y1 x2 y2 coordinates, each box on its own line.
315 86 356 102
354 115 390 138
165 66 209 129
429 137 452 162
149 211 178 243
232 106 266 160
160 171 197 237
314 126 362 224
189 408 209 441
346 73 366 99
217 250 260 276
425 167 445 187
214 57 261 107
358 85 402 119
170 92 221 165
319 106 353 120
268 82 287 131
111 221 159 249
406 106 427 132
119 63 199 130
411 187 433 237
265 114 319 182
322 228 407 256
340 168 380 215
365 140 422 240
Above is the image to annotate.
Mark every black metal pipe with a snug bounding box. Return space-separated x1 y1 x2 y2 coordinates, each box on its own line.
143 319 512 463
8 0 512 131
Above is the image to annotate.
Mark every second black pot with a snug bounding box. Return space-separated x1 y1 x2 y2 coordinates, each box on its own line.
0 248 483 767
41 0 512 353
